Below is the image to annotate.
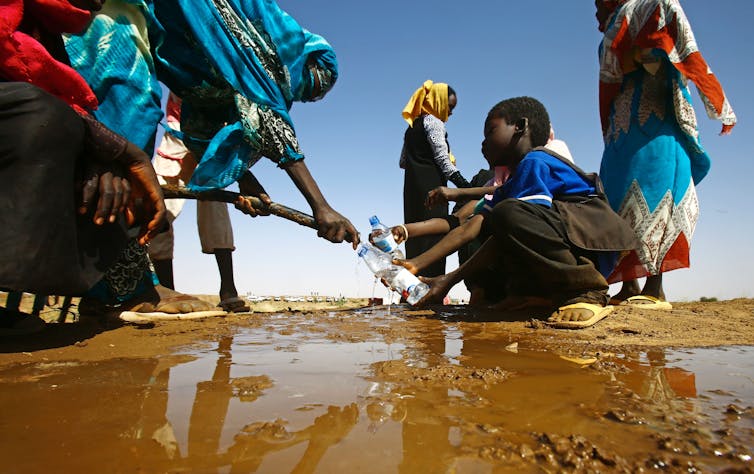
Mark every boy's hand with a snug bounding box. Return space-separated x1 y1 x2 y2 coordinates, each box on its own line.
412 275 450 308
393 258 419 275
391 225 407 244
425 186 457 208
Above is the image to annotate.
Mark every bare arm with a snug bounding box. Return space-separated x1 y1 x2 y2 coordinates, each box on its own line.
413 236 497 306
283 160 360 248
405 214 485 273
425 185 498 208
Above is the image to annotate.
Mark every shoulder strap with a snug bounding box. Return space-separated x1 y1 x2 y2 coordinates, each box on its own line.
532 146 606 197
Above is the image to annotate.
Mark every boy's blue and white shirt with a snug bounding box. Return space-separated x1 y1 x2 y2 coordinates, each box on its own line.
479 149 595 213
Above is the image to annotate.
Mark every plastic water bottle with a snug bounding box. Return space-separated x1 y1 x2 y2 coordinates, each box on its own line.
369 215 404 259
357 243 429 305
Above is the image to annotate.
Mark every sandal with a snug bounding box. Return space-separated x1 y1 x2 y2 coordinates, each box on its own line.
218 296 251 313
547 303 613 329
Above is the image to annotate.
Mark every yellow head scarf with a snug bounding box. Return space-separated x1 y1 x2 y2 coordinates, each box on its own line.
401 80 450 126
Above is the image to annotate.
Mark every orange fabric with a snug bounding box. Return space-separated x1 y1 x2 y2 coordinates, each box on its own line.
608 232 690 283
599 0 735 136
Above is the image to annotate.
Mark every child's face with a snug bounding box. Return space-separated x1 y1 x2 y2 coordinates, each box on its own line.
481 116 517 167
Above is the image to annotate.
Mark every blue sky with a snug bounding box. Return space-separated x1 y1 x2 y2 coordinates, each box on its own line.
168 1 753 302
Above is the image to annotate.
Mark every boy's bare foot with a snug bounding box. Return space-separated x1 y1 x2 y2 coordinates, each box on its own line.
547 303 613 329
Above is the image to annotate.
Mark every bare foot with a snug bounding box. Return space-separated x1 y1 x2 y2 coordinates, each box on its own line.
547 303 613 329
123 285 216 314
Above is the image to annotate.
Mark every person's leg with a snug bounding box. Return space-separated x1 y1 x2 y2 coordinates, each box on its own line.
641 274 664 300
214 249 239 302
197 200 249 312
148 175 185 290
486 199 611 323
152 260 175 290
609 279 641 303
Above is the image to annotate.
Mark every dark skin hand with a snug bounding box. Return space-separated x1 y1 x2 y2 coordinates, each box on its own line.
79 144 167 246
78 161 130 225
120 141 168 245
234 170 272 217
425 186 458 208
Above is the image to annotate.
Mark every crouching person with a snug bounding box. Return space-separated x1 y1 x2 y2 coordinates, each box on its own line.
412 96 637 328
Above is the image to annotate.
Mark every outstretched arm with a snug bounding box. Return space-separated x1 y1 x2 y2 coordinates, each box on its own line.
425 185 498 208
283 160 360 248
399 214 485 275
414 236 497 306
393 199 480 244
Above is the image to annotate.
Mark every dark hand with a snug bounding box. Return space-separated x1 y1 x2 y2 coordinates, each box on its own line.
393 258 419 275
78 161 131 225
120 142 168 245
412 275 450 308
314 206 360 249
235 171 272 217
425 186 455 208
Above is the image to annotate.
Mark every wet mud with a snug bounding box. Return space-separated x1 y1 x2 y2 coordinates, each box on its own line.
0 302 753 473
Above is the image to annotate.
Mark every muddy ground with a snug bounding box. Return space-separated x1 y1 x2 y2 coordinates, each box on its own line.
0 295 752 473
2 296 753 366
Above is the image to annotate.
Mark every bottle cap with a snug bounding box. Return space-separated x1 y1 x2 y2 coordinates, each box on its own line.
369 215 379 226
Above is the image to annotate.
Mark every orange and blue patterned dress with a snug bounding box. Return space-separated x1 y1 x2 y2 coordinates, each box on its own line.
597 0 736 282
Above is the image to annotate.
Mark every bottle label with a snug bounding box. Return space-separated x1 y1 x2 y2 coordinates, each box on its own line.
392 268 420 293
373 234 398 253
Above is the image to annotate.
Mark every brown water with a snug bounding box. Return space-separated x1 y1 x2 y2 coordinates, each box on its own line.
0 307 752 473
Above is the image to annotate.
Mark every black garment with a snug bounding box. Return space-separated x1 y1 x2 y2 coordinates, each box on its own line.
453 168 494 293
483 199 611 305
0 83 131 295
401 117 451 277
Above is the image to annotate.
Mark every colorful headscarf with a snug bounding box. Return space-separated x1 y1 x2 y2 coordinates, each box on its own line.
0 0 97 112
599 0 736 138
402 80 451 126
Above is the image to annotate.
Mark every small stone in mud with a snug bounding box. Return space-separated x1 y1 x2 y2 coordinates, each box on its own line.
526 319 545 329
604 409 643 424
74 341 87 347
725 404 745 415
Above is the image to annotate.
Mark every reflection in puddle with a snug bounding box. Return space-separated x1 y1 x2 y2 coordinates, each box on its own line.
0 308 751 472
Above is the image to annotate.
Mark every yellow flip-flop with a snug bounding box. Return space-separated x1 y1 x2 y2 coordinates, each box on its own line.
547 303 613 329
621 295 672 310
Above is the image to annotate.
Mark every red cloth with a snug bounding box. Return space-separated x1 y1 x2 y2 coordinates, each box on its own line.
0 0 97 112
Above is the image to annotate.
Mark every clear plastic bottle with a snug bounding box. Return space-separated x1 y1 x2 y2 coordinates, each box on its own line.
369 215 404 259
357 243 429 305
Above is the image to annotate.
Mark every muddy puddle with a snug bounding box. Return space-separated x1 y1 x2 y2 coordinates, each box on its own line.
0 306 752 473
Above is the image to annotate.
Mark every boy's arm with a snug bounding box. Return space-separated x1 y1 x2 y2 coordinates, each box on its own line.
406 214 485 273
414 236 497 306
394 218 450 243
426 185 498 208
392 199 480 244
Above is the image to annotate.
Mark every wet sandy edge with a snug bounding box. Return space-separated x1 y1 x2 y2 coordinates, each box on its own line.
1 297 753 366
